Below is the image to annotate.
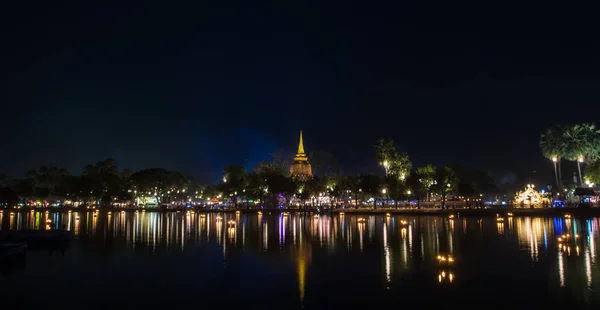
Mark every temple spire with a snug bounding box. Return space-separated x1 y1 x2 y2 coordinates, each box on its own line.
297 130 305 156
290 130 312 178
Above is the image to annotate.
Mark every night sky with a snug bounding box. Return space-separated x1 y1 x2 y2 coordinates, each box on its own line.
2 1 599 185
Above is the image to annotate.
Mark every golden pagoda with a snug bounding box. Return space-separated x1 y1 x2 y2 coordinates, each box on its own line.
289 131 312 180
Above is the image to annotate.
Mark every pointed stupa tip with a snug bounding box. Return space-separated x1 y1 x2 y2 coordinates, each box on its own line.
297 130 305 155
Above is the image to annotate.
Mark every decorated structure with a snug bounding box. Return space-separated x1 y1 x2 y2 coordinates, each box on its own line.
514 184 550 208
289 131 313 181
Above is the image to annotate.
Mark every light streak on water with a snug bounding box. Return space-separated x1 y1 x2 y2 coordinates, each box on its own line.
383 222 391 287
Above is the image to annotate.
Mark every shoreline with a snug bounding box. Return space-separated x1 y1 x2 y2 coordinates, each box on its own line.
4 206 600 217
329 208 600 217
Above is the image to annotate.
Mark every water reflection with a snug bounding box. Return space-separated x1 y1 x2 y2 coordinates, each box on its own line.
2 211 600 307
383 220 391 288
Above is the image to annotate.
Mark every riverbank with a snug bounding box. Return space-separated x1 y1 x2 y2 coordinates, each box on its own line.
330 207 600 217
4 206 600 217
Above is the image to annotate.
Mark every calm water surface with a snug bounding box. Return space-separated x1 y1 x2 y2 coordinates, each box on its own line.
1 210 599 309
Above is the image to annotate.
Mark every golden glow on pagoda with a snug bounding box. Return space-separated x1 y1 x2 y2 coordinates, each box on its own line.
290 130 312 179
294 130 308 161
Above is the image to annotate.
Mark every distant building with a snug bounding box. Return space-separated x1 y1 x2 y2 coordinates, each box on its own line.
289 131 313 181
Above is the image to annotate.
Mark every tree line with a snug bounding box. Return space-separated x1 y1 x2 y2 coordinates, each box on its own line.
0 159 192 207
0 138 497 208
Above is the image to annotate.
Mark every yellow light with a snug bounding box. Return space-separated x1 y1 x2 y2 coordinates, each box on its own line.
386 213 391 217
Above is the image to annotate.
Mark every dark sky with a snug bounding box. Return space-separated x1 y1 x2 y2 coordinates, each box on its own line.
1 1 599 184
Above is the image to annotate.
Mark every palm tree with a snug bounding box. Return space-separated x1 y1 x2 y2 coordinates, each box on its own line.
374 138 396 176
580 123 600 161
563 123 600 186
539 124 567 190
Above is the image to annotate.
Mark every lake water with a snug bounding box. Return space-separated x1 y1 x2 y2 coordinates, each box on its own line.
1 210 599 309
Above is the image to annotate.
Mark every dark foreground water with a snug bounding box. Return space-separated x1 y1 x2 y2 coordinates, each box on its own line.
1 210 599 309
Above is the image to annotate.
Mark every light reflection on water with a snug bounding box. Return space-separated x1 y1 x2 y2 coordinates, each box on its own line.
2 210 600 308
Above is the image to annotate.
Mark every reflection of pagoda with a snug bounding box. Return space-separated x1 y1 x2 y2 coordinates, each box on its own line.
290 131 312 180
292 242 312 305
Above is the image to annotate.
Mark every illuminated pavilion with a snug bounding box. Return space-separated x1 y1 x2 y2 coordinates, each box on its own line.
289 131 312 180
514 184 550 208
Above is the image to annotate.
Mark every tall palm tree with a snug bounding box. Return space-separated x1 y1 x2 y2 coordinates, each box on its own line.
580 123 600 161
374 138 396 176
563 123 600 186
539 124 567 190
563 124 585 186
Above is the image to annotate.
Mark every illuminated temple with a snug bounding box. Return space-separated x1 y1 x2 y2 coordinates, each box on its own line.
289 131 312 180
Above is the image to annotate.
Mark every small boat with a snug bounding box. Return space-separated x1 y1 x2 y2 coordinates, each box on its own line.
0 241 28 257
